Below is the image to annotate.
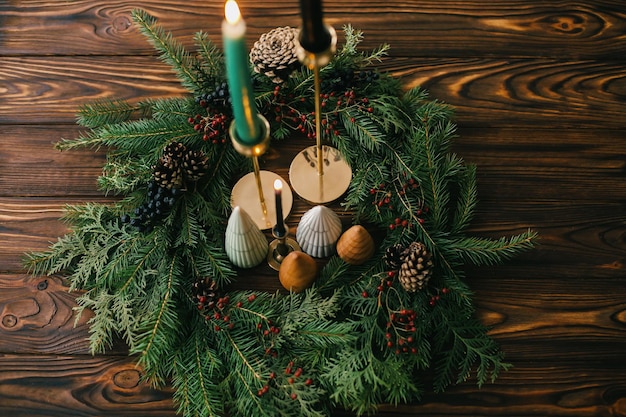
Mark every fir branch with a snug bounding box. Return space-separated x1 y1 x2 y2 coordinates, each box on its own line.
194 31 225 87
450 230 538 266
173 325 224 417
132 9 201 93
450 164 478 234
133 254 181 384
76 99 149 128
432 313 511 392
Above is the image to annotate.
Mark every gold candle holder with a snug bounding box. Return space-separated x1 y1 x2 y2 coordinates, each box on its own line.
230 114 293 230
290 25 352 204
267 224 301 271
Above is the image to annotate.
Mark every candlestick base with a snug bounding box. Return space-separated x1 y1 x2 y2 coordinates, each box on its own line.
231 170 293 230
289 145 352 204
267 237 301 271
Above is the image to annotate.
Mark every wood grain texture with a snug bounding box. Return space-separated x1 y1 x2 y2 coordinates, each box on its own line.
2 1 626 59
2 57 625 128
1 0 625 416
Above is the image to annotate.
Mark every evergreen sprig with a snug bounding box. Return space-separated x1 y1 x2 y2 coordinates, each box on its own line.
25 12 537 417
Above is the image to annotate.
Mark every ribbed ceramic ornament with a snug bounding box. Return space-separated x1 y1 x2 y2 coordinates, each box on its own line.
225 206 269 268
296 205 342 258
336 225 375 265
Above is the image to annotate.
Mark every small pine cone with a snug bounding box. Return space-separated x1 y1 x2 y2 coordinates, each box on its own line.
182 149 209 182
163 142 187 159
153 142 187 189
398 242 433 293
192 276 221 311
153 158 183 189
250 26 301 84
383 243 405 271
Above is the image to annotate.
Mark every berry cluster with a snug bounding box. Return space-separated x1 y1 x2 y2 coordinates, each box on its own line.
428 287 450 307
319 67 380 93
189 110 229 144
256 361 314 398
267 84 375 142
320 67 357 93
368 177 429 228
120 181 182 233
197 82 231 111
207 299 234 332
191 83 232 144
385 309 420 355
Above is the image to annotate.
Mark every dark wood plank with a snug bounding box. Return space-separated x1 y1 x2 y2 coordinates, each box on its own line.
0 353 175 417
2 57 625 128
2 1 626 60
1 354 624 417
0 275 95 355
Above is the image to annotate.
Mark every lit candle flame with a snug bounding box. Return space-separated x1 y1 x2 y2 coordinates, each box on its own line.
274 179 283 191
225 0 241 24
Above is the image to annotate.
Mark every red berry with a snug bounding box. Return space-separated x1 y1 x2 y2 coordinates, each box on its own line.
362 291 368 298
248 294 256 302
305 378 313 386
291 393 297 400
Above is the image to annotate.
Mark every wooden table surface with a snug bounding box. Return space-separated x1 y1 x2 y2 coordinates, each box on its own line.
1 1 626 416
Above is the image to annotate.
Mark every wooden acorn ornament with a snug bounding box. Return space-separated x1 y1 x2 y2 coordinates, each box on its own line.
278 251 318 293
336 225 375 265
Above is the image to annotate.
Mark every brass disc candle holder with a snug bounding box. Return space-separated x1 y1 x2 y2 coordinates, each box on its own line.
230 114 293 230
289 25 352 204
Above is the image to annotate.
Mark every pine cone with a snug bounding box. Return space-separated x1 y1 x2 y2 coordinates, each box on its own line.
398 242 433 293
153 159 183 189
163 142 187 159
152 142 189 189
383 243 405 271
182 149 209 182
250 26 301 84
192 276 221 311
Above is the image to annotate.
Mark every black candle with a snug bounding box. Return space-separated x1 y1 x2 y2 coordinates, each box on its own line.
273 179 286 236
298 0 332 53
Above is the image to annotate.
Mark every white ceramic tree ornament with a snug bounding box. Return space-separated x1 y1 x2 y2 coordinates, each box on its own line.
225 206 269 268
296 205 342 258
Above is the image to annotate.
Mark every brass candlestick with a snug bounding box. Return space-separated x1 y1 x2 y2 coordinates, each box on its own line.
267 223 301 271
289 25 352 204
230 114 293 230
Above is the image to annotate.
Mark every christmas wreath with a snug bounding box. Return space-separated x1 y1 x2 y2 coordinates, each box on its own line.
26 10 537 417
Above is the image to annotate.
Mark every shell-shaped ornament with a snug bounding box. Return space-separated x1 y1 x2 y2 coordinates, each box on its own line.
296 205 342 258
225 206 269 268
336 225 375 265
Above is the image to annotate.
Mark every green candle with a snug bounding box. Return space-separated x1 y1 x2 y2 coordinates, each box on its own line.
222 0 261 145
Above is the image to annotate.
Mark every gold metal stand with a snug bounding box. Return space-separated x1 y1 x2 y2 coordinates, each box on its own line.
290 25 352 204
230 115 293 230
267 226 301 271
